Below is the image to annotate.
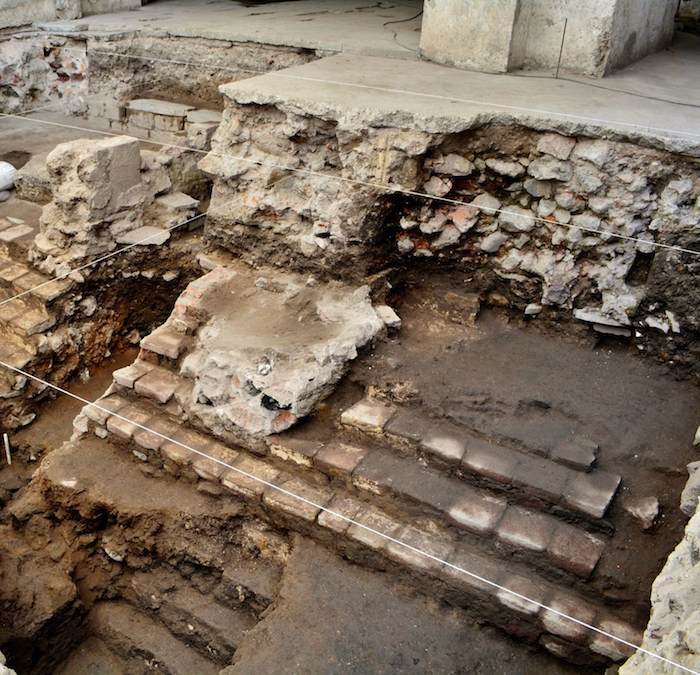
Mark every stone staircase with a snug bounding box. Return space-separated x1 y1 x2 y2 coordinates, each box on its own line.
81 554 280 673
71 258 642 667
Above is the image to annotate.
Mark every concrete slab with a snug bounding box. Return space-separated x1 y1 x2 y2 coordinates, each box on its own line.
39 0 423 59
221 53 700 155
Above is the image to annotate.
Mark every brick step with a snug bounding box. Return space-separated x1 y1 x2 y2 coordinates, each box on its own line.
78 425 641 666
96 393 628 586
105 357 613 583
128 567 257 665
89 601 220 675
341 397 621 525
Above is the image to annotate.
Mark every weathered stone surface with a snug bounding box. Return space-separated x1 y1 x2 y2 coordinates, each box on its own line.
30 136 146 274
341 397 395 433
176 264 385 436
620 505 700 673
681 461 700 516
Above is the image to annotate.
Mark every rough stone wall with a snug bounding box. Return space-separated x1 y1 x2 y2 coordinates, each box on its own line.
0 135 203 429
201 101 700 373
0 0 139 28
0 35 87 114
30 136 146 275
620 506 700 674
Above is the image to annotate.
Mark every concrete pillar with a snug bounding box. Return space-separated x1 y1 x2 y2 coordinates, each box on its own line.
419 0 677 78
419 0 520 73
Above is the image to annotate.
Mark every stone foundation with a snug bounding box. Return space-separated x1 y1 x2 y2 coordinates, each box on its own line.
201 84 700 375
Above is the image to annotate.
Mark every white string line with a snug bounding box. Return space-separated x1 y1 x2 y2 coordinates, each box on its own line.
2 111 699 259
69 47 700 141
0 103 58 117
0 212 206 309
0 359 695 674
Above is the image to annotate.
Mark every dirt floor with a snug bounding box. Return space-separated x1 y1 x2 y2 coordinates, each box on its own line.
288 268 700 625
0 349 138 510
223 538 593 675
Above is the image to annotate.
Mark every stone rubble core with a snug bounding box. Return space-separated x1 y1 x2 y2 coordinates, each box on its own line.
29 135 200 277
126 256 385 437
199 56 700 373
0 650 16 675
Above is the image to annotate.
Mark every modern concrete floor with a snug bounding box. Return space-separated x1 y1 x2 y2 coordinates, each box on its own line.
19 0 699 150
61 0 424 58
220 50 700 155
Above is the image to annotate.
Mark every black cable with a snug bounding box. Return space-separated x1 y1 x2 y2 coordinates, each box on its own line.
382 8 423 55
509 71 700 110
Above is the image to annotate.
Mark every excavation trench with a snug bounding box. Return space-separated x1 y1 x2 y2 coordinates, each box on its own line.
1 24 700 675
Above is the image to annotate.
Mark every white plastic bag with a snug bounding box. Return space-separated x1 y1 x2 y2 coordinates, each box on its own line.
0 162 17 192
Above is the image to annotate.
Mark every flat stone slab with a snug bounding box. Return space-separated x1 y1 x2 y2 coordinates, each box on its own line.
219 53 700 155
156 192 200 211
127 99 195 117
340 397 395 433
116 226 171 246
186 109 223 124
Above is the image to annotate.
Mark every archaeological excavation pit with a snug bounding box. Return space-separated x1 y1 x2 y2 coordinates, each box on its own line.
1 2 700 674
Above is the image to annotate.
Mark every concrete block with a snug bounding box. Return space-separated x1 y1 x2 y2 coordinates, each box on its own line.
421 431 467 464
113 360 154 388
541 592 596 643
346 506 401 552
317 495 363 534
547 522 605 578
314 442 367 476
186 109 222 124
263 478 331 522
461 442 517 484
128 99 195 117
269 438 323 467
141 326 190 360
385 525 453 573
134 367 181 404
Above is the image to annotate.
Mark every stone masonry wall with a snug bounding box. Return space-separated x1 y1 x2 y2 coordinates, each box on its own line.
201 101 700 374
0 35 87 114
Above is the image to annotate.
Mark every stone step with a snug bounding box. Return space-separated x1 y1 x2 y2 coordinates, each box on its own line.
103 357 611 583
79 419 641 666
89 601 220 675
0 254 73 305
15 153 52 204
341 397 621 523
214 553 281 617
0 292 55 341
129 567 256 664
